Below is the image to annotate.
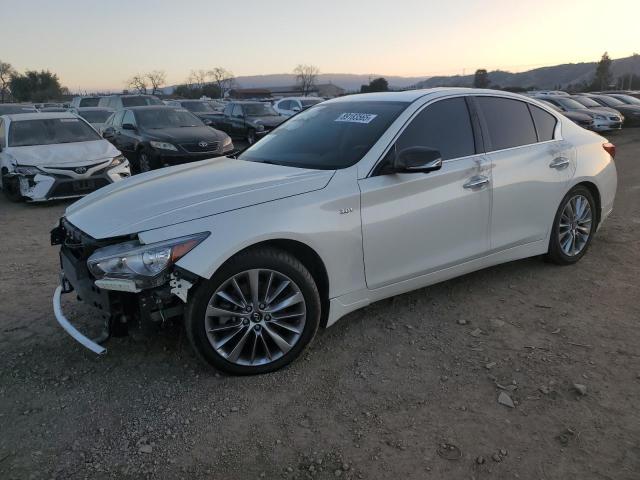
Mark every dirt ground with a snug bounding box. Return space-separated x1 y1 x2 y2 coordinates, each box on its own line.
1 129 639 480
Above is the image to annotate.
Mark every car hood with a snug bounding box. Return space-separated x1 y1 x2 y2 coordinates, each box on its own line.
249 116 285 128
142 126 227 143
6 139 120 167
65 157 334 239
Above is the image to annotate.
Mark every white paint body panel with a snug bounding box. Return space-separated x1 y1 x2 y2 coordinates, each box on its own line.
61 88 618 328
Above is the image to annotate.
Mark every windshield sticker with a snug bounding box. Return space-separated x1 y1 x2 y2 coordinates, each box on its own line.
60 118 79 122
335 113 378 124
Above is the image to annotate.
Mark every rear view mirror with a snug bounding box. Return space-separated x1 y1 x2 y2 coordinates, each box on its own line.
394 146 443 173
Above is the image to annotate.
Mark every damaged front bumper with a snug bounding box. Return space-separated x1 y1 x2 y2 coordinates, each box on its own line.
13 160 130 201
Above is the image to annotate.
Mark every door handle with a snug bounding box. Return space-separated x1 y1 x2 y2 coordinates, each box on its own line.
463 175 490 189
550 157 570 169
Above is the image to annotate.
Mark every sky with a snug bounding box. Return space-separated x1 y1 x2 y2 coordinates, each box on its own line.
1 0 639 92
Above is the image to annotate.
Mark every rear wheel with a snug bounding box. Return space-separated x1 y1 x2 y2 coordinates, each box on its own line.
547 186 596 265
185 247 321 375
1 170 23 202
247 129 256 145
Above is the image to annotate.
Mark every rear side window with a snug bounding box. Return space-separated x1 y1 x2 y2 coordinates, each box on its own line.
278 100 292 110
528 105 557 141
395 97 476 160
476 97 537 151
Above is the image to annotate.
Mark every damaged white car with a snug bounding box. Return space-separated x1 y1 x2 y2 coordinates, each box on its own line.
0 112 130 202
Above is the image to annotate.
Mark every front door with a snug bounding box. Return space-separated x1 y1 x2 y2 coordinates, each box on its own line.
359 97 492 289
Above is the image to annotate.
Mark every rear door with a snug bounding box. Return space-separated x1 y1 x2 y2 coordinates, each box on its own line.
359 96 491 289
474 96 573 251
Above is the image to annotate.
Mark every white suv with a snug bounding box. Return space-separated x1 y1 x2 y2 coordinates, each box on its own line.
273 97 324 116
52 88 617 374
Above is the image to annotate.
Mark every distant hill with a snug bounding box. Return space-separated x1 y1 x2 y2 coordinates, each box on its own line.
415 54 640 90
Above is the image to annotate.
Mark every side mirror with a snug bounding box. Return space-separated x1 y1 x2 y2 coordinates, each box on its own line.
393 146 443 173
292 106 301 112
122 123 136 131
102 127 115 138
203 119 213 126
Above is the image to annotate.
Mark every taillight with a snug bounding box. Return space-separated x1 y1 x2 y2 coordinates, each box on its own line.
603 142 616 159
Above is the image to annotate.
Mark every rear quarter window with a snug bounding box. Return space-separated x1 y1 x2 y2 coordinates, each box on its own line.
476 97 538 151
528 104 557 142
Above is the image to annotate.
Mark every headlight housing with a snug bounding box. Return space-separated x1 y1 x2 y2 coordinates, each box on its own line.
14 165 41 175
149 141 178 151
109 155 127 168
87 233 209 287
255 124 265 132
222 135 233 149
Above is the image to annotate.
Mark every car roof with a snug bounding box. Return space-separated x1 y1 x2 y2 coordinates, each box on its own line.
76 107 113 111
126 105 179 111
324 88 538 104
4 112 79 121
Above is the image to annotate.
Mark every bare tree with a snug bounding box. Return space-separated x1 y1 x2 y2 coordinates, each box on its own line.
127 75 148 94
188 70 209 90
0 60 16 103
208 67 235 99
146 70 166 95
294 64 319 95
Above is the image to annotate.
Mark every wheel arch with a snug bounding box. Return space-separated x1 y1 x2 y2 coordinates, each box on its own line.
214 238 331 328
573 180 602 228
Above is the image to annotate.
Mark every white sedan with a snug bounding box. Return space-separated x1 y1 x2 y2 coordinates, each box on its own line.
272 96 324 116
0 112 130 202
51 88 617 374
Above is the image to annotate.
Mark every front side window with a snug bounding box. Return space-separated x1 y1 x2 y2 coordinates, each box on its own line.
239 100 408 170
112 110 125 127
395 97 476 160
476 97 537 151
135 109 202 129
278 100 292 110
122 110 136 127
232 105 244 117
528 104 557 142
8 118 101 147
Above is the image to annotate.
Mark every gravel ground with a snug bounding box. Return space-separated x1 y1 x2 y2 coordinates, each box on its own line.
1 129 639 480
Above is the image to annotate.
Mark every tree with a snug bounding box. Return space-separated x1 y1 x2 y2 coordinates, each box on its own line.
0 60 15 103
360 77 389 93
592 52 613 90
146 70 166 95
208 67 235 99
10 70 63 102
188 70 209 90
294 64 319 95
127 75 148 94
473 69 490 89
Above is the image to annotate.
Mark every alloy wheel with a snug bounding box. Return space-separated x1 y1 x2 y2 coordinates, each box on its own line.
139 152 151 172
204 269 307 366
558 194 592 256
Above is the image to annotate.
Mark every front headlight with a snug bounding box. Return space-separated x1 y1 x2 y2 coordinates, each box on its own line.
255 124 265 132
14 165 41 175
109 155 127 168
149 141 178 151
222 135 233 147
87 233 209 284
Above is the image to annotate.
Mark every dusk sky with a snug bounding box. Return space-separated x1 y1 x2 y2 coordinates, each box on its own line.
2 0 639 91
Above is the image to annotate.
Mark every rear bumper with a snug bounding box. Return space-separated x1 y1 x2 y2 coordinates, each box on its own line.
53 283 107 355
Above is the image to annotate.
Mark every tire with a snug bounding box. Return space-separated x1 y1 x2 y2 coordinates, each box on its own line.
1 170 23 202
136 148 156 173
247 129 256 145
185 247 321 375
546 185 596 265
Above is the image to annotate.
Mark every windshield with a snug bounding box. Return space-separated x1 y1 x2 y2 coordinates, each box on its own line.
182 101 216 113
8 118 101 147
555 98 586 110
79 97 100 107
613 95 640 105
573 97 600 107
244 103 279 116
122 96 163 107
301 98 323 107
597 96 625 107
239 101 408 170
136 109 203 129
78 110 112 123
0 105 37 114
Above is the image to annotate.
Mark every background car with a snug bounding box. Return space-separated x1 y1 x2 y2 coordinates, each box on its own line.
101 105 233 172
272 97 324 116
38 107 69 112
165 99 223 125
209 101 285 144
533 95 622 131
98 94 163 110
580 94 640 126
0 112 130 202
0 104 38 115
72 107 115 132
70 96 101 108
537 99 594 129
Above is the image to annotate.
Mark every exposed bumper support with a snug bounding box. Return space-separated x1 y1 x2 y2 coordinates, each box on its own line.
53 285 107 355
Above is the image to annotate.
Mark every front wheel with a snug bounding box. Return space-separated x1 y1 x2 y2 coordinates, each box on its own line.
185 247 321 375
136 149 157 173
547 186 596 265
246 129 256 145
